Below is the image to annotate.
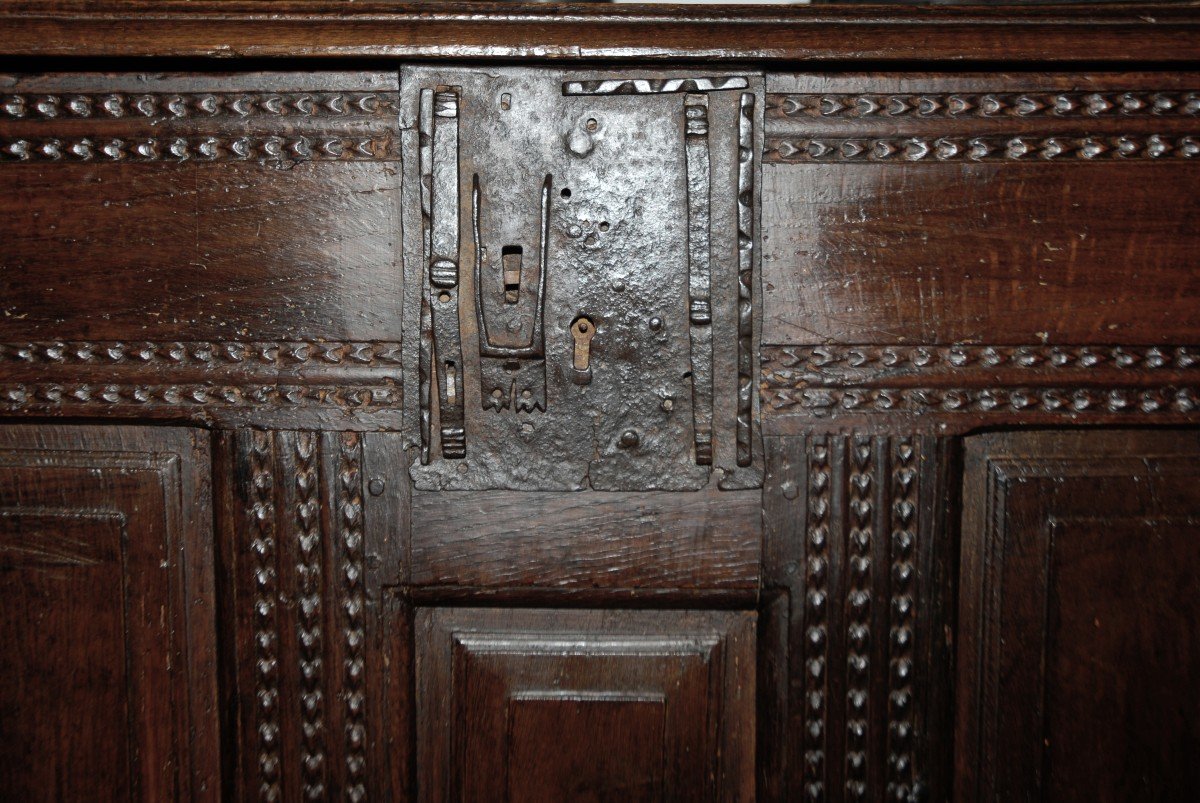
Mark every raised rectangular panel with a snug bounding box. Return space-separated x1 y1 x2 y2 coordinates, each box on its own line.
958 430 1200 803
416 608 756 803
0 424 217 801
761 72 1200 348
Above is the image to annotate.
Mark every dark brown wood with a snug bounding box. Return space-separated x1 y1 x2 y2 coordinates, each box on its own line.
0 70 402 430
957 430 1200 803
761 432 956 803
219 429 403 802
762 72 1200 350
1 2 1199 63
760 70 1200 436
2 9 1200 802
409 486 761 594
0 424 218 801
416 607 756 803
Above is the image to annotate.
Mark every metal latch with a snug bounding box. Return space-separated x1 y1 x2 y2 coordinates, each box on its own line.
401 67 763 491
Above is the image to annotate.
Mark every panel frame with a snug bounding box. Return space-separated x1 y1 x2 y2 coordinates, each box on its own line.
956 428 1200 803
0 423 219 801
415 606 756 803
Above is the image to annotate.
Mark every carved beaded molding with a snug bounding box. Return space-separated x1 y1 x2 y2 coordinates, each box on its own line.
0 135 398 163
0 341 402 366
767 91 1200 119
887 439 918 801
844 435 873 802
0 383 399 409
797 433 925 802
803 436 831 800
767 386 1200 415
2 92 396 120
0 342 401 409
765 344 1200 374
763 134 1200 163
336 433 369 801
248 431 283 802
293 432 327 800
761 345 1200 415
0 91 400 163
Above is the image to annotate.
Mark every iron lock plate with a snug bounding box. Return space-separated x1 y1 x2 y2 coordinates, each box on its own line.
400 67 763 491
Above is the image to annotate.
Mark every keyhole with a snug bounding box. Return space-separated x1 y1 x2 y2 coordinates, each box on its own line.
571 317 594 372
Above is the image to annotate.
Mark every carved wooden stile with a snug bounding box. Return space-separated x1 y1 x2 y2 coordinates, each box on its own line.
225 430 385 802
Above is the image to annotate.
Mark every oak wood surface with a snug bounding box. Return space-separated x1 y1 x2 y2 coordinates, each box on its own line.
416 607 756 803
1 8 1199 801
408 487 761 594
1 2 1199 62
958 430 1200 803
0 424 218 801
762 72 1200 348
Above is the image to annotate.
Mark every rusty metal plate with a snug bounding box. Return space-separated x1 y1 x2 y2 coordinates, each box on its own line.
400 67 763 491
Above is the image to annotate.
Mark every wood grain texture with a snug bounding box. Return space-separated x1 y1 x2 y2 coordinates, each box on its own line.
0 71 403 428
762 72 1200 348
0 424 218 801
0 162 400 341
763 162 1200 344
760 342 1200 432
958 430 1200 803
0 2 1198 62
0 71 400 344
409 486 761 596
416 607 756 803
4 20 1200 803
0 340 403 429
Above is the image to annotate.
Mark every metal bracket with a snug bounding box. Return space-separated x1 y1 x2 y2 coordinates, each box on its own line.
420 86 466 460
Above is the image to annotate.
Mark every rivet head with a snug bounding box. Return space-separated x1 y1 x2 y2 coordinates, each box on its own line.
367 478 385 497
618 430 640 449
648 317 663 331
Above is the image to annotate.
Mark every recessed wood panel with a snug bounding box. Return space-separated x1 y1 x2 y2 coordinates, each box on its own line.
416 608 755 803
0 424 217 801
958 430 1200 803
0 510 134 799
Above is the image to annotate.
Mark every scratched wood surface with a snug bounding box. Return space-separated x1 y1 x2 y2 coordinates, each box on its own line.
0 2 1198 62
0 424 218 801
0 6 1197 802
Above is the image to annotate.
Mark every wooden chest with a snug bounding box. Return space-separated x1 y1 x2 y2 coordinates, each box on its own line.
1 3 1198 801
